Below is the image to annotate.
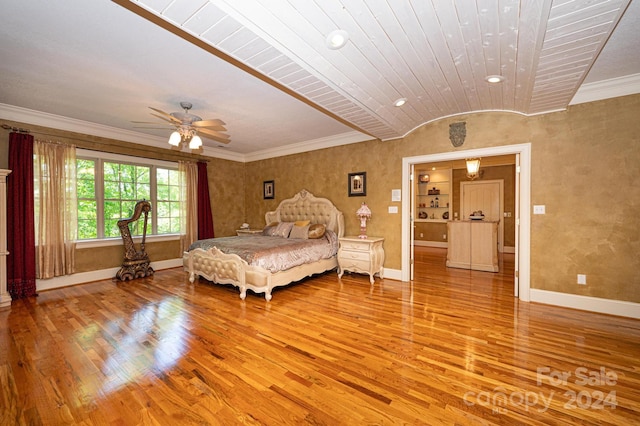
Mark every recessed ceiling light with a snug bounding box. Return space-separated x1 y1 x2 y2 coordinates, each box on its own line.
326 30 349 50
485 75 505 84
394 98 407 107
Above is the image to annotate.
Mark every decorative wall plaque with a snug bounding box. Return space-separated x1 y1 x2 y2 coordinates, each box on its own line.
449 122 466 147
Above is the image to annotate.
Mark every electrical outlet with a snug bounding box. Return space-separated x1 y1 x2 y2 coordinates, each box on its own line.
577 274 587 285
420 233 423 238
443 234 447 240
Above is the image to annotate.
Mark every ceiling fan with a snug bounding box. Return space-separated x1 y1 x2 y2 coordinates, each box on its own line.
135 101 230 149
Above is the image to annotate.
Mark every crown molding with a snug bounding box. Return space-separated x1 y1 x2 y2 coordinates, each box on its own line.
570 73 640 105
243 131 372 162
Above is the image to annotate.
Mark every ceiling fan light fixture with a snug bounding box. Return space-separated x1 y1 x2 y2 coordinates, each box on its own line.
326 29 349 50
485 75 505 84
168 131 181 146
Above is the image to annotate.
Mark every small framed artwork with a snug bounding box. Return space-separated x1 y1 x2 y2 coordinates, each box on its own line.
348 172 366 197
263 180 275 199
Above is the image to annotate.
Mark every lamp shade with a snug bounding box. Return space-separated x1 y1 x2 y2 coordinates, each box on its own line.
356 202 372 218
466 158 481 179
189 135 203 149
168 131 181 146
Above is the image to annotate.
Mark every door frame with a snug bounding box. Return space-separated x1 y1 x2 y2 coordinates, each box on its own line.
402 143 531 301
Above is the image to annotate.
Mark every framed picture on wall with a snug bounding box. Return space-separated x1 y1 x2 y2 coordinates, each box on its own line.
348 172 366 197
263 180 275 199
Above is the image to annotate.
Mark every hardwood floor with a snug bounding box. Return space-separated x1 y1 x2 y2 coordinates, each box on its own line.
1 247 639 425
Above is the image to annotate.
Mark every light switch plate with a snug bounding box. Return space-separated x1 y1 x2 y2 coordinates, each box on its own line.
533 205 546 214
388 206 398 214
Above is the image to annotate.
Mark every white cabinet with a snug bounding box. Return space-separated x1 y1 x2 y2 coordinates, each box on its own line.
337 236 384 284
446 220 499 272
0 169 11 308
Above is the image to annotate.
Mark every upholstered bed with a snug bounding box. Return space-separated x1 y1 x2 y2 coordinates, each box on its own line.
183 190 345 300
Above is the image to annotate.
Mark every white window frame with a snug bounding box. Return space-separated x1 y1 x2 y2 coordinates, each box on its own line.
76 149 181 248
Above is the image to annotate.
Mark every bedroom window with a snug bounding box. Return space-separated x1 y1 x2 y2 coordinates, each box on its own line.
76 150 181 241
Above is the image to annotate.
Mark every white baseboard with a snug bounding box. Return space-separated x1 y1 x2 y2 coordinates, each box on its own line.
382 268 402 281
36 258 183 292
414 241 448 248
530 289 640 319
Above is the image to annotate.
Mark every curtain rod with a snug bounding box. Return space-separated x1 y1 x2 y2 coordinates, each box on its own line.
1 124 31 133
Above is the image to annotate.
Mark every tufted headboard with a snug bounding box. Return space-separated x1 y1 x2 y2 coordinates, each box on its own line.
264 189 344 237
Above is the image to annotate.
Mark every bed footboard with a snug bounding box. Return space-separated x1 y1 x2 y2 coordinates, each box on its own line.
183 247 274 300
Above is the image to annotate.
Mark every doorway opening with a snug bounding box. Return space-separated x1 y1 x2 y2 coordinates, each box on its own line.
401 143 531 301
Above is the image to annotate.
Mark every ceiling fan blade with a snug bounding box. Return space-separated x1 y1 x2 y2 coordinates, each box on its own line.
131 120 164 124
150 113 181 125
149 107 182 124
192 123 226 131
192 118 226 127
133 126 173 129
198 128 231 144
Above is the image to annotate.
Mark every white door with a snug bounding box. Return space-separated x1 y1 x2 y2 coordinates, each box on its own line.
460 180 504 252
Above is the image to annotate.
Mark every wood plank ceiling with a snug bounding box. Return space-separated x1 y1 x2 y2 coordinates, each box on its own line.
119 0 632 141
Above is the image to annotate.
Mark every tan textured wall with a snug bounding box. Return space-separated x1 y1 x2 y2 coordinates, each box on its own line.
415 222 447 242
75 240 181 272
207 159 245 237
244 94 640 303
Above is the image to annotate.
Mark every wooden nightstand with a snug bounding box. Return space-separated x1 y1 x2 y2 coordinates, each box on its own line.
337 236 385 284
236 229 263 236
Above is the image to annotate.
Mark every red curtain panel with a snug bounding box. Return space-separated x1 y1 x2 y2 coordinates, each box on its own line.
197 161 214 240
7 132 37 299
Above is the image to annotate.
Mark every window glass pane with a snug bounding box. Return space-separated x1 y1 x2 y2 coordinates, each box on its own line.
158 201 169 216
157 218 171 234
170 201 180 217
138 167 150 183
138 183 150 200
104 200 121 220
104 180 120 199
157 168 169 185
78 220 97 239
77 178 95 198
169 185 180 201
157 183 169 200
104 162 120 179
78 200 96 220
105 220 120 238
121 181 136 199
120 164 135 182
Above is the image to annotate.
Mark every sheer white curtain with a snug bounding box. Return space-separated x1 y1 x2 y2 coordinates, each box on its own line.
34 140 77 278
179 161 198 253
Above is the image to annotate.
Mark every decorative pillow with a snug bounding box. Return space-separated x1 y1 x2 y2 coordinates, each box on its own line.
289 224 310 239
262 222 279 236
294 220 310 227
273 222 294 238
308 223 326 239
